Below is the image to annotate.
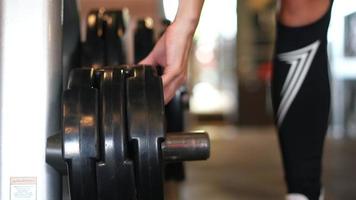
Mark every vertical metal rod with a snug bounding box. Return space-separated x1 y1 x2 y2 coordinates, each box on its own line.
0 0 62 199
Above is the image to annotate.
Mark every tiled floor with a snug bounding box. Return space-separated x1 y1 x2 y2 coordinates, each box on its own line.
169 124 356 200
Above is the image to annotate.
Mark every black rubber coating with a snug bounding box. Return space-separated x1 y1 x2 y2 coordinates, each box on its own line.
63 69 99 200
96 67 136 200
126 66 165 200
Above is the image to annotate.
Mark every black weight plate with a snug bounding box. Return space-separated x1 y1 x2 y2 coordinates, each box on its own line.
81 11 105 68
134 20 154 63
63 70 99 200
66 68 96 89
96 67 136 200
126 66 165 200
103 11 126 66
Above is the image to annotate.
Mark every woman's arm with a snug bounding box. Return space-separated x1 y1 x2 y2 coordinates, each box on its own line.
140 0 204 103
175 0 204 32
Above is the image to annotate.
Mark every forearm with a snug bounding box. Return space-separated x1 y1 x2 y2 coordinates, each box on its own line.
174 0 204 34
139 0 204 103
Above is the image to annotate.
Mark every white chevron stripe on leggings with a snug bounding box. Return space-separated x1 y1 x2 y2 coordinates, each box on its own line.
277 40 320 126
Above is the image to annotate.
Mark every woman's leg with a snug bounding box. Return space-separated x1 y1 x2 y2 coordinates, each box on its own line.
272 0 333 199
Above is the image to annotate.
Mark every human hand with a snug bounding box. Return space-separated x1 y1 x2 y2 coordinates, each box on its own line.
139 21 194 104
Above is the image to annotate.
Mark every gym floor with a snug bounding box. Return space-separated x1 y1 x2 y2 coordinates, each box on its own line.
165 123 356 200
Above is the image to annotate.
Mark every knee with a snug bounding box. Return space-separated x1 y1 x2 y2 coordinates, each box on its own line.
279 0 331 26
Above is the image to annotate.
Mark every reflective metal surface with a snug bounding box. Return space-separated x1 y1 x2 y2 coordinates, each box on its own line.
162 132 210 162
0 0 62 199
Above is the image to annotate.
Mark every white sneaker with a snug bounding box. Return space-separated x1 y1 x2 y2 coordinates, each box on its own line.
286 191 324 200
286 194 309 200
319 189 325 200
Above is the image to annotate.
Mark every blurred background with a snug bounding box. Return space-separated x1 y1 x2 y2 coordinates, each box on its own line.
76 0 356 199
